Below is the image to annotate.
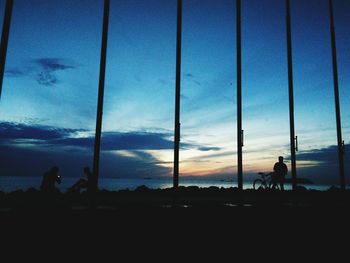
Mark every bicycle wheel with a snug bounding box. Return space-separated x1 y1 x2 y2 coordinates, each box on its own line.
253 179 264 190
268 179 280 190
270 183 280 191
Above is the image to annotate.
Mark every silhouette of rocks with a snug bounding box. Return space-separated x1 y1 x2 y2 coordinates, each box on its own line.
0 187 349 211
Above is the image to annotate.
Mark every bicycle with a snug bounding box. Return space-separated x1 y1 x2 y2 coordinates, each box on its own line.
253 172 280 190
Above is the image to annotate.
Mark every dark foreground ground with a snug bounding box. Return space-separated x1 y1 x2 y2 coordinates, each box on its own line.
1 186 349 225
1 187 349 256
1 185 350 209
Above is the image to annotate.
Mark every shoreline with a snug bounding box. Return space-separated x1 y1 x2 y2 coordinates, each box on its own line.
0 175 335 192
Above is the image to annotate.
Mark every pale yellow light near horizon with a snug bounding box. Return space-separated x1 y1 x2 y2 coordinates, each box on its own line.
103 104 333 178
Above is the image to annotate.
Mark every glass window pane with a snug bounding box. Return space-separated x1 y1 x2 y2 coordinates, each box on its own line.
242 0 290 189
293 0 339 189
0 0 102 192
180 0 237 188
99 0 177 190
334 0 350 188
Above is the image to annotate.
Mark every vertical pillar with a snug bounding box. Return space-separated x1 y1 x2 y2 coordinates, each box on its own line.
0 0 14 99
173 0 182 188
91 0 110 194
286 0 297 190
236 0 243 190
329 0 345 189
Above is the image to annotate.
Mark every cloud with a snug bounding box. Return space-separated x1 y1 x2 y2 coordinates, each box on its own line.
101 132 174 151
5 68 25 78
0 122 78 140
286 145 340 164
0 122 173 178
36 71 58 86
284 144 350 184
0 122 176 151
32 58 75 86
100 150 171 178
5 57 76 87
55 131 176 151
0 144 171 179
183 150 236 163
197 146 221 152
33 58 75 71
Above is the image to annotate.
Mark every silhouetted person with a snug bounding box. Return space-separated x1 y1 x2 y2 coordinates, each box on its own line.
272 156 288 190
40 166 61 193
68 166 92 193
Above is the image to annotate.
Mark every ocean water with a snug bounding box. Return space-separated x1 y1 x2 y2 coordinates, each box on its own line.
0 176 332 193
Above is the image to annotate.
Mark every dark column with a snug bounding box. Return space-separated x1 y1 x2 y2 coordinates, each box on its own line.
329 0 345 189
0 0 14 99
173 0 182 188
286 0 297 190
236 0 243 190
91 0 110 195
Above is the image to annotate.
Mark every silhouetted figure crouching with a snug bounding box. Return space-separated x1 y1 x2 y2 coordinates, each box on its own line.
40 166 61 193
272 156 288 190
68 166 92 193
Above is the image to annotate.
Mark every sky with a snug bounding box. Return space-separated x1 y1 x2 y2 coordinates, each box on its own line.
0 0 349 187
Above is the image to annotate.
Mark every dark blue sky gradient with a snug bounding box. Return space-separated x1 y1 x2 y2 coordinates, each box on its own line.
0 0 349 187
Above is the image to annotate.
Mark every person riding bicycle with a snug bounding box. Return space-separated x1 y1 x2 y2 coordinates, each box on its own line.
272 156 288 190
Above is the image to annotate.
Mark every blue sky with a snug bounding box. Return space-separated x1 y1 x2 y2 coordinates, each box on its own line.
0 0 349 186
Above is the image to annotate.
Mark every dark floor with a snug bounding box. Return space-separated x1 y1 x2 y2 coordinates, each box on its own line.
1 194 348 257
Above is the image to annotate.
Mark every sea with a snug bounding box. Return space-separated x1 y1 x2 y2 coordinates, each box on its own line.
0 176 332 193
